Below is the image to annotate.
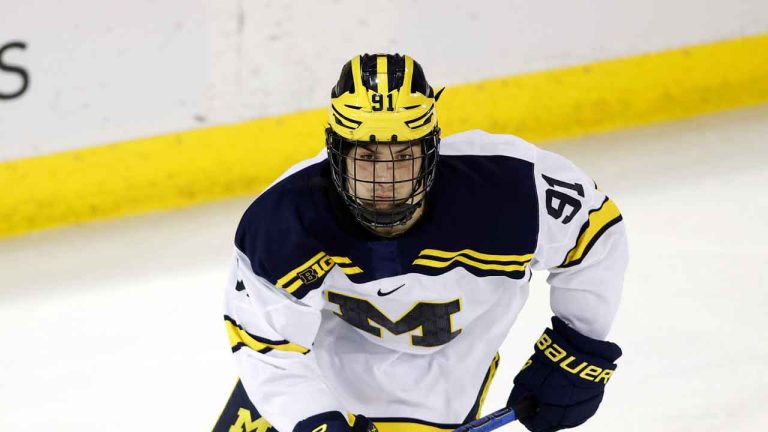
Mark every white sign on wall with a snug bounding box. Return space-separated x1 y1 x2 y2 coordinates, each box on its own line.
0 0 210 162
1 0 765 162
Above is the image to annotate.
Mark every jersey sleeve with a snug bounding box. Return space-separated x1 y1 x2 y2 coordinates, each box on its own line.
223 179 349 432
531 147 629 340
224 248 348 432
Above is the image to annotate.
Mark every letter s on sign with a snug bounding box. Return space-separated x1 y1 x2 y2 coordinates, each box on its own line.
0 41 30 100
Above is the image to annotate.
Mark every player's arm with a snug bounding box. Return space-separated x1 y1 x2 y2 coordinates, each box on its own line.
507 147 628 432
533 148 628 340
225 246 375 432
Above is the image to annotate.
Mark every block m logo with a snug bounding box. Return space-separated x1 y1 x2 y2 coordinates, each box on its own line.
327 291 461 347
229 408 273 432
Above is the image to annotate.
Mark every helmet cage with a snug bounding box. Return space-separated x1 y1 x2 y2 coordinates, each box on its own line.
326 127 440 231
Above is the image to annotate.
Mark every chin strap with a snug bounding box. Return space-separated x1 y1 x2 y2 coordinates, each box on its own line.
356 200 422 229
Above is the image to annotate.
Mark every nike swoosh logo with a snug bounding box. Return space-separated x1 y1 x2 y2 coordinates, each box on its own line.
377 284 405 297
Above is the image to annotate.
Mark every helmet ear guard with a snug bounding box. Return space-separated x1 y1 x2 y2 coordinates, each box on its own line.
325 54 442 233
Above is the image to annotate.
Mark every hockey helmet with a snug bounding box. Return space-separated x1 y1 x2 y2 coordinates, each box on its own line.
326 53 442 232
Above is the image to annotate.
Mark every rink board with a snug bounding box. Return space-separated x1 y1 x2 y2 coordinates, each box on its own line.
0 34 766 238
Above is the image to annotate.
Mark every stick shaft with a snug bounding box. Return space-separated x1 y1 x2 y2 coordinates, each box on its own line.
453 399 536 432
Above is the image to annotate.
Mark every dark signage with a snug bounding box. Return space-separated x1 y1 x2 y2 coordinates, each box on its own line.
0 41 30 100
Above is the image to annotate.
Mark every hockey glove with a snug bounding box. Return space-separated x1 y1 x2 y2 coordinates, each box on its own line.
293 411 377 432
507 316 622 432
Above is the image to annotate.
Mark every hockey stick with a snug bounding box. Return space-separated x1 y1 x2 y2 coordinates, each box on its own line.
454 398 537 432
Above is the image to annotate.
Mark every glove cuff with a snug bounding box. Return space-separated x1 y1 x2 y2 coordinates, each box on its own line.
530 317 622 386
552 316 622 362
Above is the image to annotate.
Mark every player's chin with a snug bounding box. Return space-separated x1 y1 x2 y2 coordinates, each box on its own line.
361 202 396 211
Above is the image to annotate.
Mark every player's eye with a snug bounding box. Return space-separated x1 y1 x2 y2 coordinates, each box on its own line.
357 153 375 161
395 153 412 161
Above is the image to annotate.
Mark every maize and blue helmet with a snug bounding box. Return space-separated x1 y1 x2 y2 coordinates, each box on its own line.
325 54 442 231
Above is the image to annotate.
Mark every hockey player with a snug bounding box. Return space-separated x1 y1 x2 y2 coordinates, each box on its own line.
215 54 627 432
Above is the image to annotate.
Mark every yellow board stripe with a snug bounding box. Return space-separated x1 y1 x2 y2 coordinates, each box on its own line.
413 256 530 272
1 34 767 239
418 248 534 263
276 251 327 288
440 33 768 140
561 197 623 267
225 319 309 354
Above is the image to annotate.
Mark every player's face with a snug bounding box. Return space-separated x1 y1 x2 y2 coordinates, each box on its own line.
344 142 424 210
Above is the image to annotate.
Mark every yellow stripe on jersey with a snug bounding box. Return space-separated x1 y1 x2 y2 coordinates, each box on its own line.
330 256 352 264
283 279 303 294
225 318 309 354
331 256 364 275
339 266 363 275
476 352 501 419
560 197 623 267
372 422 453 432
414 256 530 272
419 248 534 263
413 249 533 272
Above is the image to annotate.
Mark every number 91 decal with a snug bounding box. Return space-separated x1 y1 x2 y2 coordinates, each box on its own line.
371 93 394 112
542 174 585 224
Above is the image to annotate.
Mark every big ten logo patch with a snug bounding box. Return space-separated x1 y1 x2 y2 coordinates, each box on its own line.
0 41 29 100
298 255 335 284
230 408 275 432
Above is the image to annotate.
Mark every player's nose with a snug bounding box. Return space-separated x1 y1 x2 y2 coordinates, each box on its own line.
373 162 395 181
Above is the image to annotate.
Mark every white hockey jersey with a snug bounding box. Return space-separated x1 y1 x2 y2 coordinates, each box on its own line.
224 130 628 432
